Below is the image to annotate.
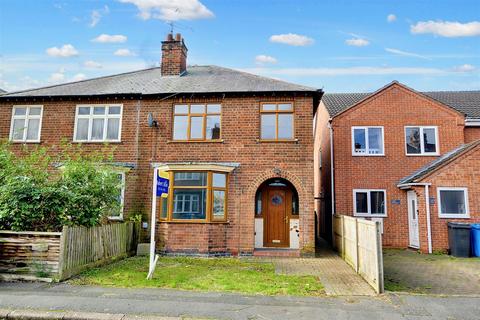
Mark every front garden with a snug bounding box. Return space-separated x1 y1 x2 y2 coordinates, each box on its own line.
71 256 325 296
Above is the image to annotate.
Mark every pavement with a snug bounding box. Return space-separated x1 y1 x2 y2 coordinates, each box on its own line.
384 249 480 294
1 282 479 320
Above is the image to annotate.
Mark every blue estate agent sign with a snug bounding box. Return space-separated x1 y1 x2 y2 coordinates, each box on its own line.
156 171 170 197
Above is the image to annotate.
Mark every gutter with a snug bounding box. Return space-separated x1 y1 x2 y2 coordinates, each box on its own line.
397 182 432 254
465 118 480 127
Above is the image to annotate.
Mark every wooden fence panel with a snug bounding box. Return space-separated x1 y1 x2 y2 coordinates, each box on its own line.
333 214 384 293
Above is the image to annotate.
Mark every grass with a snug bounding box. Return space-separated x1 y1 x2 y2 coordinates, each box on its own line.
71 256 325 296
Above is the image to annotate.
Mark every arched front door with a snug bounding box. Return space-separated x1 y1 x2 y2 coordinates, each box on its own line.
263 185 291 247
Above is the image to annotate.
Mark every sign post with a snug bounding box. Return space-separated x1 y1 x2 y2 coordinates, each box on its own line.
147 168 170 280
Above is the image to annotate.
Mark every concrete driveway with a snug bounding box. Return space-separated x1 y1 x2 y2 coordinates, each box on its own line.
383 249 480 294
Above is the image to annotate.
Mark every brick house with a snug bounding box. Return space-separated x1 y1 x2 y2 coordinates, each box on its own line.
0 34 322 256
315 81 480 253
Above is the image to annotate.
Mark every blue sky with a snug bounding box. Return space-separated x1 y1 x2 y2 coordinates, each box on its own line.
1 0 479 93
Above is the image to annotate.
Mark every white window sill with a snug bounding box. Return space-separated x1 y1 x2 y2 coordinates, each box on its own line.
406 153 440 157
439 214 470 219
108 216 124 221
10 140 41 144
73 141 122 144
352 154 385 157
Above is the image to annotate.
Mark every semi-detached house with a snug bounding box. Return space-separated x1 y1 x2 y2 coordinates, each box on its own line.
315 81 480 253
0 34 323 256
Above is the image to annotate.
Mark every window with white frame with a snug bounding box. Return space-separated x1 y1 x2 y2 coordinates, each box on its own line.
109 172 125 220
74 105 122 142
353 189 387 217
437 187 469 218
352 127 384 155
405 126 438 155
10 105 43 142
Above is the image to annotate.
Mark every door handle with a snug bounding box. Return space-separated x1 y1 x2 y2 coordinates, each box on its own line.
285 216 289 224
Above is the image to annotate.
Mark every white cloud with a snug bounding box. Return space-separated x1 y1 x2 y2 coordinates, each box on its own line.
119 0 214 21
48 67 66 83
269 33 314 46
114 49 136 56
71 73 87 82
387 14 396 23
46 44 79 58
255 55 277 65
92 34 127 43
345 38 370 47
89 6 109 27
244 66 447 77
411 20 480 37
385 48 430 60
83 60 102 69
452 64 476 72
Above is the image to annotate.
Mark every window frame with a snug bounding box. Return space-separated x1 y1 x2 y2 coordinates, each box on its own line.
259 102 295 141
108 171 126 221
9 105 44 143
437 187 470 219
353 189 387 218
73 104 123 143
160 171 228 223
351 126 385 156
172 103 222 141
404 126 439 156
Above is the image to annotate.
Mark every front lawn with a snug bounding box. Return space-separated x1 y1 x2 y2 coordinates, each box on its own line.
71 256 325 296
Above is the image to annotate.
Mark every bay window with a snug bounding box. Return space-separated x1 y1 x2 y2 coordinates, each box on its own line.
160 171 228 222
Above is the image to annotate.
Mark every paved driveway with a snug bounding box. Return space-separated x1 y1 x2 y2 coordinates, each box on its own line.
384 249 480 295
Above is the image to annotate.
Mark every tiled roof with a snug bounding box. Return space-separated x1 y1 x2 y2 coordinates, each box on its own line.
0 88 6 95
398 140 480 185
323 90 480 119
1 65 318 98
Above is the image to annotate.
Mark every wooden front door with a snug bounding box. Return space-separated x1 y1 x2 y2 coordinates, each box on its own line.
263 187 290 247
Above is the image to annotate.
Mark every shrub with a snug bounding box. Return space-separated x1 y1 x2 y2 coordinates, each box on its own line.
0 141 122 232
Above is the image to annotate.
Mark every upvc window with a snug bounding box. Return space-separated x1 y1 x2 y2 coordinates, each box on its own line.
10 105 43 143
74 105 122 142
405 126 439 155
437 187 469 218
353 189 387 217
352 127 384 156
161 171 228 222
173 104 221 141
109 172 126 220
260 103 294 140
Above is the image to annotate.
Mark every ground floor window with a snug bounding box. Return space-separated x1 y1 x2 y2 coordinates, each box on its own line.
160 171 228 222
353 189 386 217
108 172 125 220
437 187 469 218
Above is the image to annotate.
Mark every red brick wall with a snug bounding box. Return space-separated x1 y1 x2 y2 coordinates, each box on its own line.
0 94 315 255
415 146 480 252
330 84 466 248
465 127 480 143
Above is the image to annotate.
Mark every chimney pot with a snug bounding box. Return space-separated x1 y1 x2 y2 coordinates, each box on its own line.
175 33 182 41
167 33 174 41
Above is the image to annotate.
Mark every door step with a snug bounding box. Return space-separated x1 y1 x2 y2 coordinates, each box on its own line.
253 248 300 257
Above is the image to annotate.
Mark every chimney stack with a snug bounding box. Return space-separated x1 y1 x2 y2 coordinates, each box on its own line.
161 33 188 76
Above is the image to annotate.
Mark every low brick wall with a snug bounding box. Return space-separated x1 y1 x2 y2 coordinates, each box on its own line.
0 231 62 280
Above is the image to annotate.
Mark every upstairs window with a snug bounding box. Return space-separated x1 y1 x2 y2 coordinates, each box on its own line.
353 189 387 217
74 105 122 142
10 106 43 143
352 127 384 156
173 104 221 141
405 126 438 155
260 103 294 140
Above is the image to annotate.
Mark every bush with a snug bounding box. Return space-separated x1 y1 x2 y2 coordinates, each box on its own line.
0 141 122 232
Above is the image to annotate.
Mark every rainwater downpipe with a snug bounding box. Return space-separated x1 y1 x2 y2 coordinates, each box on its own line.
328 120 335 217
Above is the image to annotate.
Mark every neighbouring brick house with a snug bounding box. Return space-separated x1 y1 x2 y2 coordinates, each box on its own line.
0 34 322 256
315 81 480 253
